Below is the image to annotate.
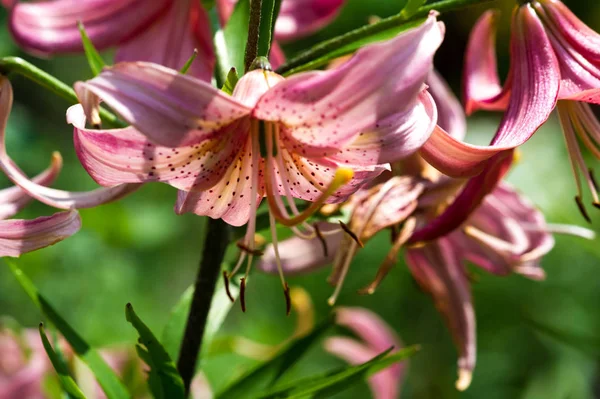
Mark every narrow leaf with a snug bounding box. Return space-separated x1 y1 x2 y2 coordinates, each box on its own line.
4 260 131 399
78 22 106 76
257 0 282 59
221 68 240 95
216 314 334 399
125 303 185 399
258 346 419 399
39 323 87 399
400 0 427 18
179 49 199 74
214 0 250 82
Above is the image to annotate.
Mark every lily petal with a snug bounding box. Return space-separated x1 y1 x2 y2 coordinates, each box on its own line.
8 0 171 55
253 14 443 158
258 222 341 275
70 104 248 191
463 10 511 115
427 69 466 140
0 210 81 257
115 0 214 82
74 62 251 148
406 239 476 391
274 0 345 41
0 154 61 219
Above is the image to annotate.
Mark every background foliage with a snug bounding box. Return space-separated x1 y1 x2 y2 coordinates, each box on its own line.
1 0 600 397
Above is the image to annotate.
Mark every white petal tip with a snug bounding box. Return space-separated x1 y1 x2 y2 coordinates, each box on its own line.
456 369 472 391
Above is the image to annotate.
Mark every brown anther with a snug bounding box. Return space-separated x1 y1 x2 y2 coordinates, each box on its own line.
313 223 329 257
390 225 399 243
575 195 592 223
593 202 600 210
339 221 364 248
236 242 265 256
92 123 101 129
590 168 599 191
223 271 235 302
284 283 291 316
239 278 247 312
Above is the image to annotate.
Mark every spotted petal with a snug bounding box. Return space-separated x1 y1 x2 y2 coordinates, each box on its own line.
8 0 171 55
0 210 81 257
74 62 251 148
253 14 443 158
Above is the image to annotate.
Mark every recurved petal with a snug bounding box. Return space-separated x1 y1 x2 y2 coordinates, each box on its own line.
74 62 251 148
335 307 402 354
70 104 248 191
330 91 436 166
274 0 345 41
8 0 171 55
0 210 81 257
258 223 341 275
174 137 263 226
254 14 443 157
427 70 466 140
405 239 476 391
0 154 61 220
463 10 511 115
115 0 214 82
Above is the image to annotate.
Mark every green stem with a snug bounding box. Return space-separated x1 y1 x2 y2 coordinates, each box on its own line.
276 0 495 75
177 218 231 397
0 57 124 128
244 0 263 71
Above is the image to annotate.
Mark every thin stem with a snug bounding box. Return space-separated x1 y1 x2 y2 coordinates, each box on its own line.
0 57 124 128
276 0 495 75
177 218 231 397
244 0 263 71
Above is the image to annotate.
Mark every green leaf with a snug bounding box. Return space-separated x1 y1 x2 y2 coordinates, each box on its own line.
4 260 131 399
162 276 240 361
257 0 282 59
214 0 250 83
216 314 334 399
78 22 106 76
39 323 87 399
221 68 240 95
400 0 427 18
179 49 199 74
258 345 420 399
125 303 185 399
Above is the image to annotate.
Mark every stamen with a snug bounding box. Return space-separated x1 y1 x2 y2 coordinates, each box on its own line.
575 195 592 223
240 277 247 312
313 223 329 257
228 251 247 278
284 283 291 316
223 271 235 302
327 239 359 306
236 242 264 256
358 217 416 295
338 221 364 248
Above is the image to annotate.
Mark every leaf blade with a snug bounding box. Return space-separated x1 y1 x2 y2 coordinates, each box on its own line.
78 22 106 76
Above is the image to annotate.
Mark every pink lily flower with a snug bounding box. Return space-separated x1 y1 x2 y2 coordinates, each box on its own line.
432 0 600 224
324 307 405 399
6 0 214 81
217 0 346 42
65 14 442 306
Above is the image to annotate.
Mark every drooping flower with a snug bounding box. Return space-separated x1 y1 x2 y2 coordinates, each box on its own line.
438 0 600 223
67 14 443 308
6 0 214 81
325 307 405 399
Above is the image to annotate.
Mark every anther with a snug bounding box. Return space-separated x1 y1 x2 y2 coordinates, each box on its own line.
575 195 592 223
339 221 364 248
284 283 291 316
223 271 234 302
236 242 264 256
240 278 247 312
313 223 329 257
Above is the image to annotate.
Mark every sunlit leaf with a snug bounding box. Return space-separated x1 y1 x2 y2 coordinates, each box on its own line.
78 22 106 76
257 0 282 58
214 0 250 83
400 0 427 18
221 67 240 95
216 314 334 399
258 345 420 398
125 303 185 399
39 323 87 399
179 49 199 74
5 260 131 399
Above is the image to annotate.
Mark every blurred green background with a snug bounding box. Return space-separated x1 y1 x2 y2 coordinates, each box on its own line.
1 0 600 398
